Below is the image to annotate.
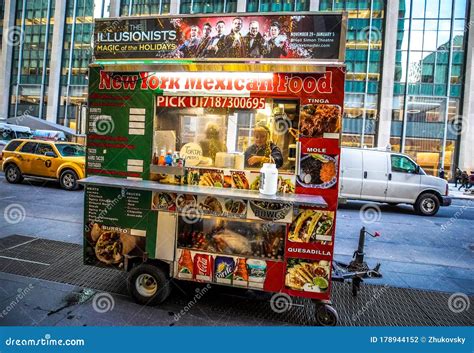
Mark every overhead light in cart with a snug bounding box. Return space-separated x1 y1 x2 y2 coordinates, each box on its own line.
164 90 250 97
153 72 274 79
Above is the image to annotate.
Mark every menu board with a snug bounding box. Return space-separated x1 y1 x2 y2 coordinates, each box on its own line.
94 13 345 61
84 185 157 269
86 68 155 180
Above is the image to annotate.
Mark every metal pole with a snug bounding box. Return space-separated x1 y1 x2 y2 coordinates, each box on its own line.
64 0 78 127
400 0 414 153
440 1 456 171
360 0 374 148
128 0 133 16
354 227 366 264
38 0 52 120
14 0 27 118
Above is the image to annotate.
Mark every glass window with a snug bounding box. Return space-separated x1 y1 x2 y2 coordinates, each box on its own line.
438 20 451 31
55 144 85 156
391 155 417 173
412 0 426 18
454 0 467 18
439 0 453 18
35 143 55 155
20 142 38 153
154 100 304 172
423 32 438 51
425 0 440 18
4 140 23 151
437 31 450 48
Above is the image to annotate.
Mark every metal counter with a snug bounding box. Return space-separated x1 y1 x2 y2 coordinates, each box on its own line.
79 175 328 208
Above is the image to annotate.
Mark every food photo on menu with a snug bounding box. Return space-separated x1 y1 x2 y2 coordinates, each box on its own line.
299 104 342 138
297 152 338 189
84 223 146 268
288 209 335 243
285 258 331 293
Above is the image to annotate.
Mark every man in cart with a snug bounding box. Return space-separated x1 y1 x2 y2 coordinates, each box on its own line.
244 121 283 169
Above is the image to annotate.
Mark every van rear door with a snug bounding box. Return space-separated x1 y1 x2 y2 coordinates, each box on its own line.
340 148 363 198
360 150 389 202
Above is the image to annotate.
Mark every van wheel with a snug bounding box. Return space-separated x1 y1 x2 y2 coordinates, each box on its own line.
59 170 78 190
414 193 440 216
127 264 171 306
4 164 23 184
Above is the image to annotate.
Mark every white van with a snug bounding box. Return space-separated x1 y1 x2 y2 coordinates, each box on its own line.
339 147 451 216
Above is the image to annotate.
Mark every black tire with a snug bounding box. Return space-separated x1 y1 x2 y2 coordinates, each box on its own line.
59 169 79 190
314 303 338 326
4 164 23 184
127 264 171 306
414 193 440 216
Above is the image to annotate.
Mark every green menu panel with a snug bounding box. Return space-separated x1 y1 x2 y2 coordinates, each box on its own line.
84 185 157 269
86 67 155 180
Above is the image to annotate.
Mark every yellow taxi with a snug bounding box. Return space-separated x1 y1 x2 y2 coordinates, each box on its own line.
2 139 85 190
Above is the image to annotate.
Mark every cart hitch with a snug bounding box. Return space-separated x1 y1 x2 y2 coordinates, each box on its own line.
331 227 382 296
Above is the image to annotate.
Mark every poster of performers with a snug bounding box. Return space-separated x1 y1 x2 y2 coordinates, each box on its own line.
94 13 344 61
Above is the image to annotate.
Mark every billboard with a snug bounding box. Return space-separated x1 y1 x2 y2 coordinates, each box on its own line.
94 13 345 61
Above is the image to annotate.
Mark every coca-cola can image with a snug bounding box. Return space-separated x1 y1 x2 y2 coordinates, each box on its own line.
193 253 213 282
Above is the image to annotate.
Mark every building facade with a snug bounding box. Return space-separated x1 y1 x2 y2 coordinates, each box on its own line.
0 0 472 177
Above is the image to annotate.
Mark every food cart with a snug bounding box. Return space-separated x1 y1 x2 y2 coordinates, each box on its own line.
81 12 347 325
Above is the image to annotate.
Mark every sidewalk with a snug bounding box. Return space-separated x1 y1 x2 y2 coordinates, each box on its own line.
448 183 474 200
0 235 472 326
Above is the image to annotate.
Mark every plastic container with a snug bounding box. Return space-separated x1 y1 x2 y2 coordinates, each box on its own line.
259 163 278 195
158 148 166 166
165 150 173 166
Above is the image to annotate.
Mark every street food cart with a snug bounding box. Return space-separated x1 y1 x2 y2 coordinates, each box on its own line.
82 12 347 325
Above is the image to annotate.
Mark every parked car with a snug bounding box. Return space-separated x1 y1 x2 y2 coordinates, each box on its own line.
1 139 85 190
0 122 33 141
1 123 33 168
339 147 451 216
32 129 67 141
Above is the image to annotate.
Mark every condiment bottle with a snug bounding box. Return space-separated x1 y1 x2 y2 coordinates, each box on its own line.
259 163 278 195
152 147 158 165
158 148 166 166
165 150 173 166
172 152 180 166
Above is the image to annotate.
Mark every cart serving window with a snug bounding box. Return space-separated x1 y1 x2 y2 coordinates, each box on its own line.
82 12 347 325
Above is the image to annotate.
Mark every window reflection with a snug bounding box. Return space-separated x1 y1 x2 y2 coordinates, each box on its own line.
153 100 299 172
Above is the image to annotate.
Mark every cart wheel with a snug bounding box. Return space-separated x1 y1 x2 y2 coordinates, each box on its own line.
127 264 171 306
315 304 338 326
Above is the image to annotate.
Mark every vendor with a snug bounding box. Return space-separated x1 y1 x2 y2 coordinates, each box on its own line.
244 121 283 168
200 122 227 161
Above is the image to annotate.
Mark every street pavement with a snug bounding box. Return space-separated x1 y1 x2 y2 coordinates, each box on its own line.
0 174 473 325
